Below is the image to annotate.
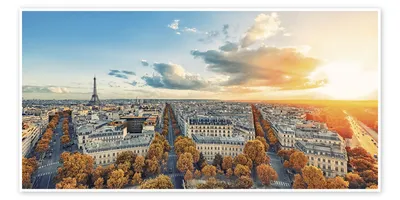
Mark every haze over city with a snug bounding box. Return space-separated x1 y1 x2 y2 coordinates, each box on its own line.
22 11 378 100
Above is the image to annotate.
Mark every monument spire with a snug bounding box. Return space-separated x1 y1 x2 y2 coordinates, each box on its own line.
88 75 101 106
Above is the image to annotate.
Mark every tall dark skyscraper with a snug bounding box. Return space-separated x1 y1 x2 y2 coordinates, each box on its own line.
88 76 101 106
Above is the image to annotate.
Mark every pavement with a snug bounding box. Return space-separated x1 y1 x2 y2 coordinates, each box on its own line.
31 116 78 189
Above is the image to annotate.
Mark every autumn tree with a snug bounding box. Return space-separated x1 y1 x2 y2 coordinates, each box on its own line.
359 170 378 185
177 152 194 173
256 136 269 152
145 157 160 175
288 151 308 172
226 168 233 178
294 166 327 189
131 172 143 185
94 177 104 189
184 170 193 181
107 169 128 189
277 149 296 161
268 130 278 145
139 174 173 189
201 164 217 178
256 164 278 186
184 146 200 163
234 164 251 177
293 174 307 189
57 152 94 187
326 176 349 189
366 184 378 189
56 177 78 189
116 151 137 166
235 176 253 189
61 135 70 144
194 169 202 179
221 156 233 171
345 173 367 189
134 155 145 173
233 154 253 169
243 140 267 166
22 157 38 188
174 136 196 156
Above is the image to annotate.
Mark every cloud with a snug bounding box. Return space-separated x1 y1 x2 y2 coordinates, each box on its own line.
108 69 135 79
223 86 262 94
283 33 292 37
121 70 136 75
222 24 229 38
129 81 138 86
198 31 220 43
141 60 149 66
191 46 326 90
168 19 180 30
176 32 181 35
240 13 284 48
23 86 70 93
141 62 210 90
183 27 197 33
219 41 239 52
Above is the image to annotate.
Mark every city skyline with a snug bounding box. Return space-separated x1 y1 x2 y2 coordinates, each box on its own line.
22 11 379 100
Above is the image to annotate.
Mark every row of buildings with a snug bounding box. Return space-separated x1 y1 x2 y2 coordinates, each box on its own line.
22 114 49 157
257 104 348 178
73 103 165 165
171 101 255 161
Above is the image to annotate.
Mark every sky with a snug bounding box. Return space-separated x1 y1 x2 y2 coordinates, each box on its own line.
22 11 379 100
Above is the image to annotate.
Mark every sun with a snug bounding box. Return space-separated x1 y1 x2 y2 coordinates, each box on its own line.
308 62 378 100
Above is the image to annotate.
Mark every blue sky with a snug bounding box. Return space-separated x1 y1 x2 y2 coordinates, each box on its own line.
22 11 379 100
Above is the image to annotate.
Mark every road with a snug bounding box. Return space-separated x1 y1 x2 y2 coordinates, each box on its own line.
32 116 78 189
253 106 292 188
165 111 184 189
344 111 378 156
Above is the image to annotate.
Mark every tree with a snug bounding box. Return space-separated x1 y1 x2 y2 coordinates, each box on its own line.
139 174 173 189
233 154 253 169
177 152 194 173
235 176 253 189
256 164 278 186
134 155 145 173
366 184 378 189
299 166 327 189
234 164 251 177
107 169 128 189
118 161 133 178
61 135 70 144
222 156 233 171
256 136 269 152
201 164 217 178
283 160 290 168
145 157 160 175
174 137 196 156
194 169 202 179
268 129 278 145
359 170 378 185
326 177 349 189
350 158 376 173
278 149 296 161
293 174 307 189
131 172 143 185
57 152 94 187
288 151 308 172
226 168 233 178
22 157 38 188
56 177 77 189
345 173 367 189
347 147 376 164
196 152 207 169
212 154 223 169
243 140 266 166
116 151 136 166
184 170 193 181
147 143 164 160
184 146 200 163
94 177 104 189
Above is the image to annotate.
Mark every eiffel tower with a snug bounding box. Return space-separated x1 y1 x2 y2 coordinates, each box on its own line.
88 76 101 106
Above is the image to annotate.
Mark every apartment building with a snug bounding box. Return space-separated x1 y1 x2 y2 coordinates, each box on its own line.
192 134 245 161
